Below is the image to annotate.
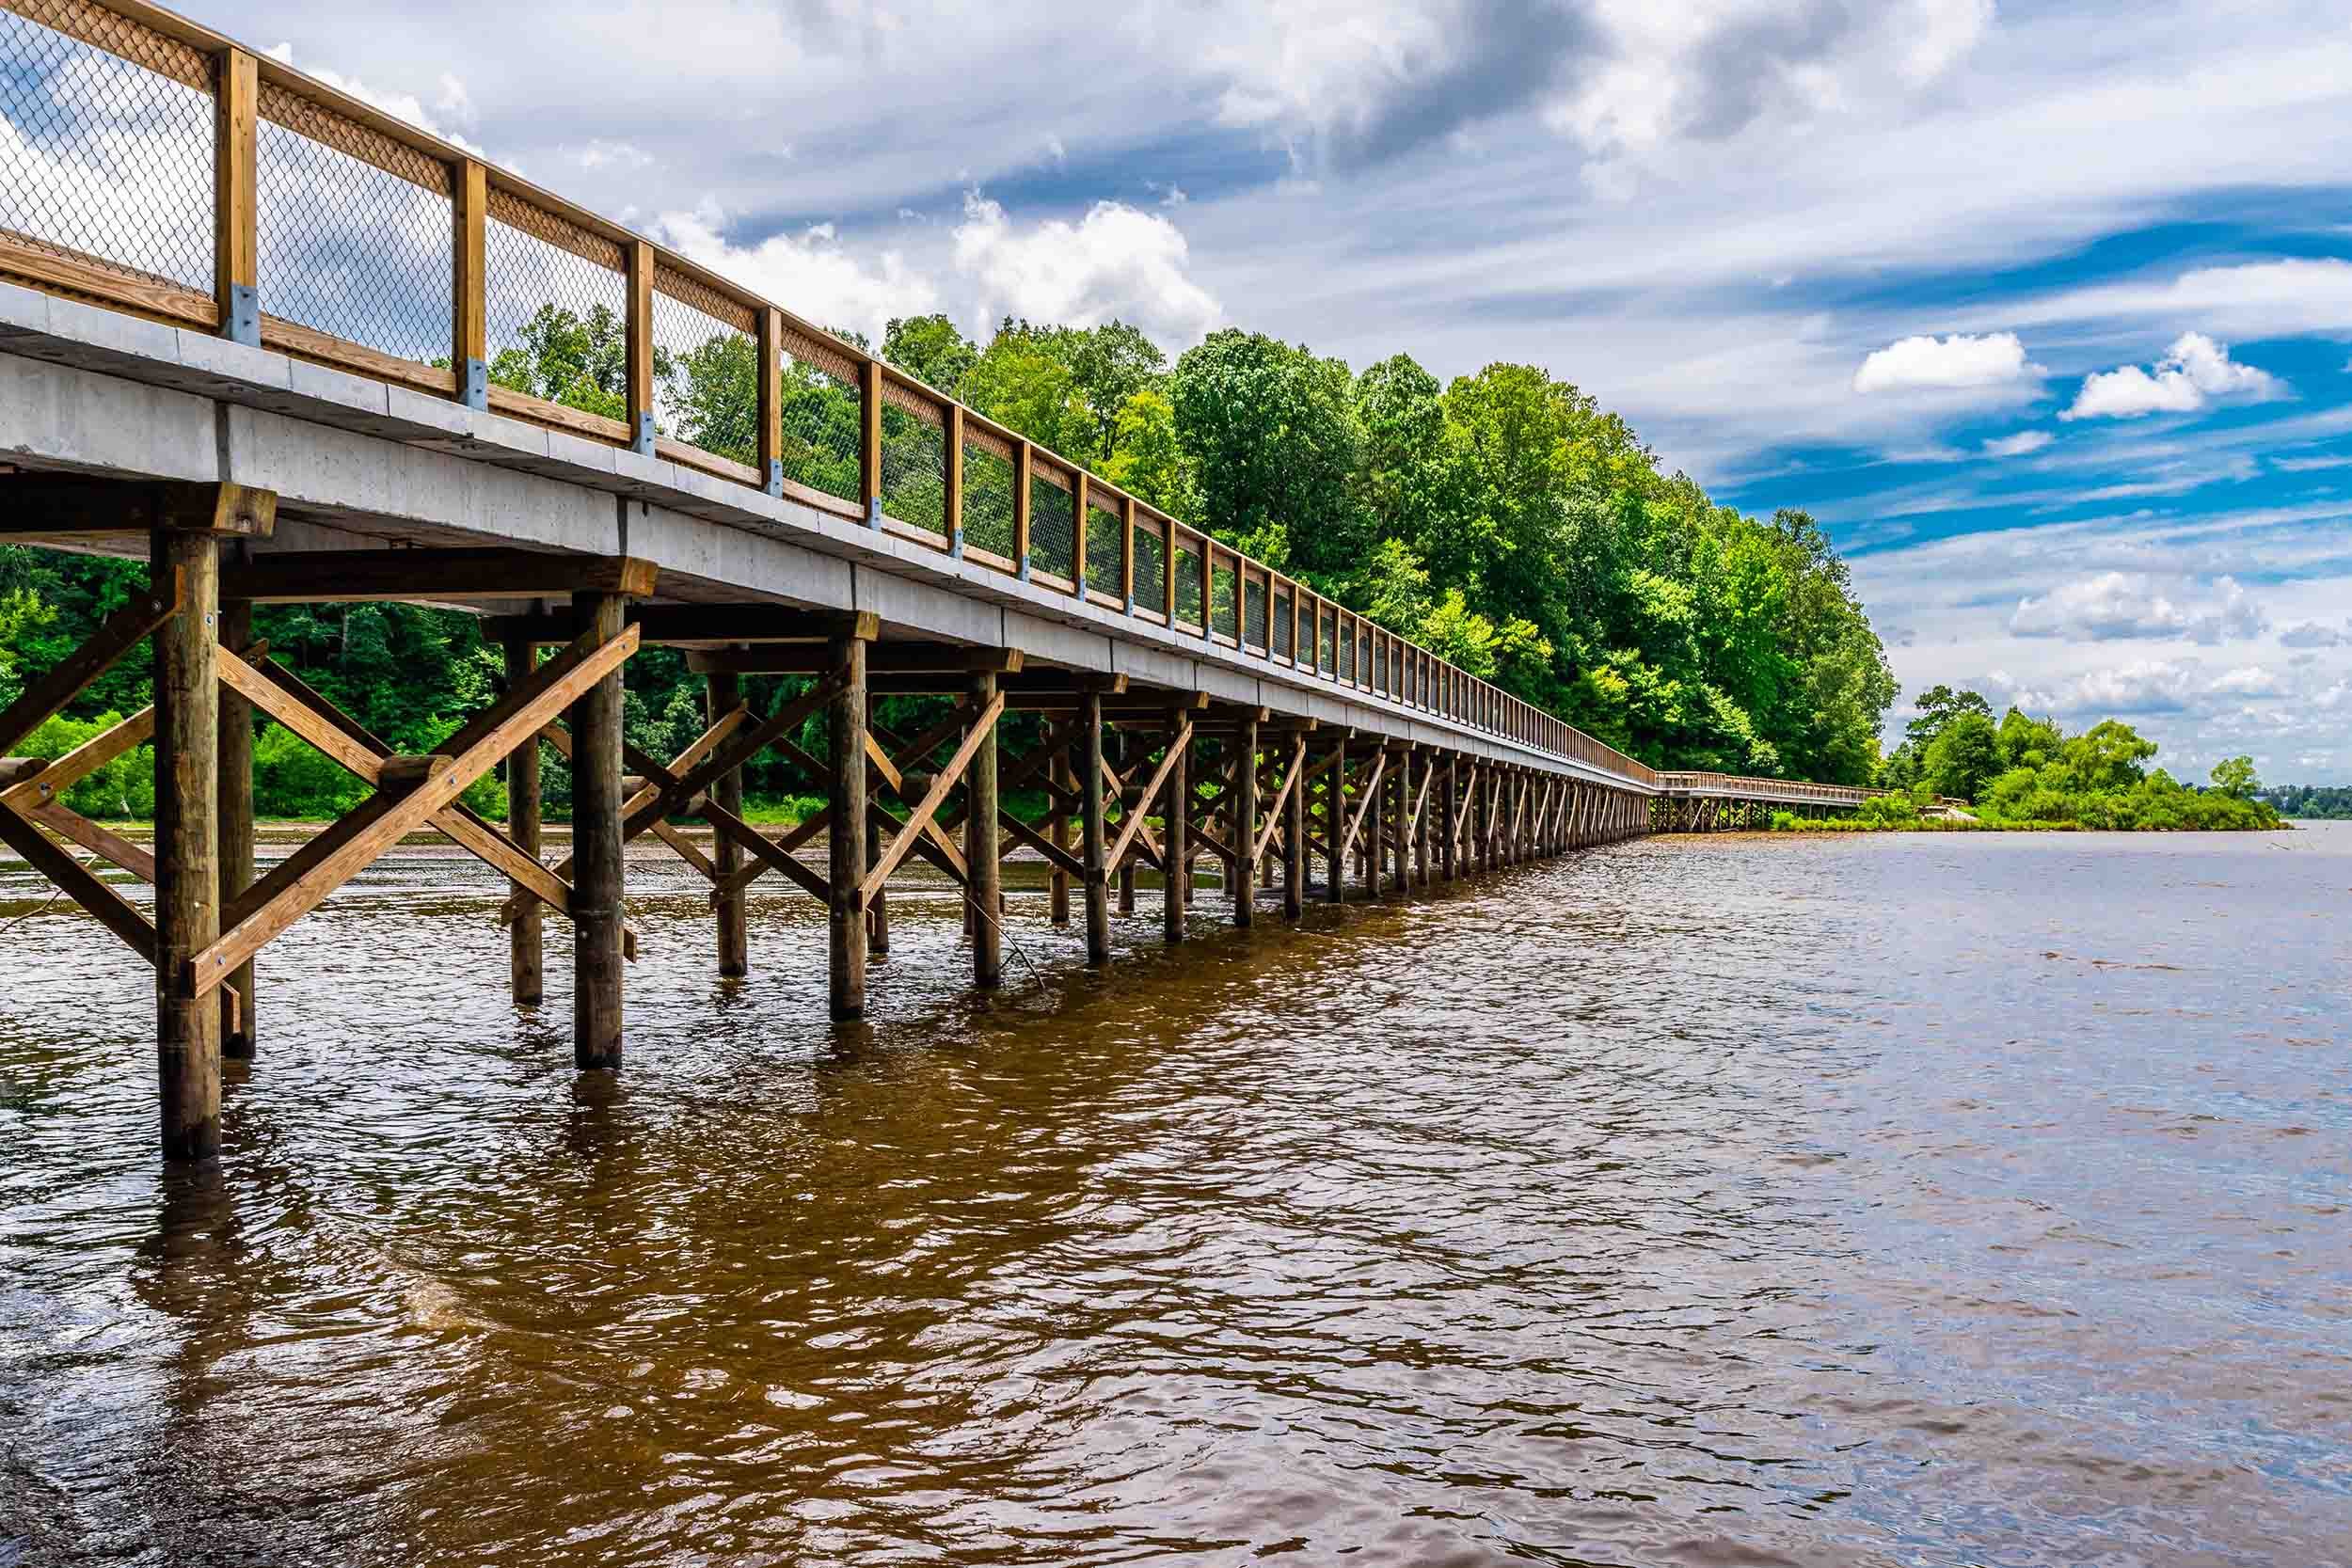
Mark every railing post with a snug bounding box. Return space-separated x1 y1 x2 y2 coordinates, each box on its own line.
1070 470 1089 597
1120 496 1136 613
1198 539 1213 639
859 358 884 526
624 240 657 454
943 404 964 554
213 46 259 346
757 307 787 497
452 159 488 408
1012 441 1033 577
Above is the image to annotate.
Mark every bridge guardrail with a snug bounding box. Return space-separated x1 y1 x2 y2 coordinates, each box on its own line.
0 0 1669 784
1653 772 1886 806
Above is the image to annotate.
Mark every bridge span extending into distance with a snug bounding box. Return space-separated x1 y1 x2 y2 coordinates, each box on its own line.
0 0 1882 1164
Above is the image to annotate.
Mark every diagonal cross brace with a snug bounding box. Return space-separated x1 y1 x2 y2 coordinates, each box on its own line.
1105 720 1193 873
189 623 641 999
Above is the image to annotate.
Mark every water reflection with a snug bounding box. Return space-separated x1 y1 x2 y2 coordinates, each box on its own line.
3 826 2348 1564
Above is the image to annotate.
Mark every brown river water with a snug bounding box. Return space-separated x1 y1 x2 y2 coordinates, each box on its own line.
2 824 2347 1566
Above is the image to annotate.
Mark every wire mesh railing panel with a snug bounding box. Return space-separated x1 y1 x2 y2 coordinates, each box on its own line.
0 8 213 296
1339 626 1356 682
1244 578 1268 649
877 374 947 537
256 98 451 366
1211 560 1237 640
1174 541 1202 626
1272 590 1293 657
1319 613 1336 673
650 276 755 460
775 323 862 503
483 192 628 417
961 433 1016 558
1133 519 1166 610
1086 499 1122 594
1028 464 1075 579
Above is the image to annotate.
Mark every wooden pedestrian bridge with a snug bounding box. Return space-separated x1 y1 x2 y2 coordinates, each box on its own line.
0 0 1883 1164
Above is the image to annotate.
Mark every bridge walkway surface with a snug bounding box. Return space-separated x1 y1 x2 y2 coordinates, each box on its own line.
0 0 1880 1164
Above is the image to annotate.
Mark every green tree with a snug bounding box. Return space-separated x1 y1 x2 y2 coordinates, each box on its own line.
2209 754 2257 799
1923 710 2002 800
1168 329 1363 575
1906 684 1994 747
882 313 978 397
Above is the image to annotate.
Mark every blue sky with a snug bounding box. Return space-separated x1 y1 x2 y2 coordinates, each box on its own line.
204 0 2352 782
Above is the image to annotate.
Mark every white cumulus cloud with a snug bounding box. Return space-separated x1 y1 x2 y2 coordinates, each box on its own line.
2280 619 2352 649
2060 331 2286 420
1853 331 2037 393
2010 571 2268 645
651 202 941 341
951 192 1222 346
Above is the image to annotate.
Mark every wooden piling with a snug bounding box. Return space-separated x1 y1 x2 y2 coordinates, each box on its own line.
828 633 868 1019
1232 719 1257 928
1115 731 1137 917
1383 752 1402 893
1441 756 1457 881
1163 712 1188 942
153 525 220 1161
707 668 748 978
1325 737 1345 904
1049 750 1072 928
968 670 1002 989
502 635 543 1006
1283 737 1306 921
216 594 255 1059
1080 690 1110 966
569 591 627 1069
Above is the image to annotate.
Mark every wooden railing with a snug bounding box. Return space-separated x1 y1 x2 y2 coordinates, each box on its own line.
1653 772 1884 806
3 0 1901 796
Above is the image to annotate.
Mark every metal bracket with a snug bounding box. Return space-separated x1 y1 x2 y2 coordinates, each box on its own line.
949 528 964 561
460 356 488 410
1017 554 1031 582
1071 574 1087 601
765 459 784 499
866 496 883 530
222 283 260 347
1123 592 1136 616
631 412 656 456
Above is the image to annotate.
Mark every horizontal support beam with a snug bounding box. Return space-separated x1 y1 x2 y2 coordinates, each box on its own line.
224 548 657 603
0 478 276 537
686 642 1022 676
483 605 879 646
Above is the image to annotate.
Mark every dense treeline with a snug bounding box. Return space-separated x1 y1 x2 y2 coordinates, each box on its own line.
0 306 1899 819
1798 684 2283 831
2258 784 2352 819
870 315 1897 783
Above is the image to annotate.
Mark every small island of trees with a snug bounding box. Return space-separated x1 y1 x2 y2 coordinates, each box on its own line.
1772 683 2283 832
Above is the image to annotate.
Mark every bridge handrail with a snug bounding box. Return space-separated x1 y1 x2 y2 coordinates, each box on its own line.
1653 771 1887 805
